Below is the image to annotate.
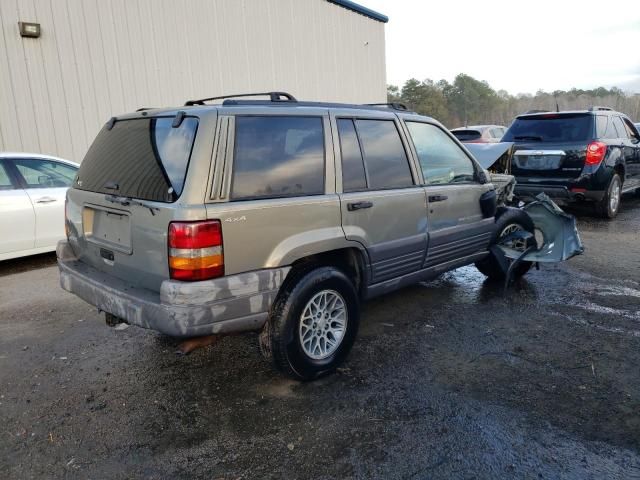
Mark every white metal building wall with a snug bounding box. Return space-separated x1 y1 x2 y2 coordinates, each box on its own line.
0 0 386 162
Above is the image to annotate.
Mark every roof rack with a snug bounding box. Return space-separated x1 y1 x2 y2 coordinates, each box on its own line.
365 102 409 111
588 106 613 111
185 91 297 106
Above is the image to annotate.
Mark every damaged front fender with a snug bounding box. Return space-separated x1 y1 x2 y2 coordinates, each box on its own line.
499 193 584 263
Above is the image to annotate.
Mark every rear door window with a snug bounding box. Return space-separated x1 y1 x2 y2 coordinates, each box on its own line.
354 119 413 189
406 122 477 185
231 116 325 200
13 159 77 188
337 119 367 192
502 114 593 142
76 117 198 202
596 116 609 138
612 117 627 139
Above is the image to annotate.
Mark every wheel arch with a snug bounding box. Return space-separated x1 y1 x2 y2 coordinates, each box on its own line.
282 246 369 299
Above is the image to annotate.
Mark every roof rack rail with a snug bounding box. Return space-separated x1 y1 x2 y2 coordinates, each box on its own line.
185 91 297 106
136 107 156 112
365 102 409 111
588 106 613 111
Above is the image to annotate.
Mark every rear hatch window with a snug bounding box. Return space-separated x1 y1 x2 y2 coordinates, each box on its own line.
502 114 593 143
75 117 198 202
451 129 482 142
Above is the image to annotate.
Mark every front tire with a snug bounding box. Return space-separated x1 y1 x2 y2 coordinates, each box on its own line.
596 173 621 219
475 207 535 281
261 266 360 381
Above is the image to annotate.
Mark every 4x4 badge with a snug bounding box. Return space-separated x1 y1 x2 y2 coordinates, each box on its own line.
225 215 246 223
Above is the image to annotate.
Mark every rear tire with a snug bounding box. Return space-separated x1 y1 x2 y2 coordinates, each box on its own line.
595 173 621 219
475 207 535 281
261 266 360 381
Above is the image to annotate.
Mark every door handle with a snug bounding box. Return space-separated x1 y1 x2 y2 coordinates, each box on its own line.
35 197 57 204
347 201 373 211
428 195 448 202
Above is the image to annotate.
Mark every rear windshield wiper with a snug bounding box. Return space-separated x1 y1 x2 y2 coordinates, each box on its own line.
105 194 160 216
513 135 543 141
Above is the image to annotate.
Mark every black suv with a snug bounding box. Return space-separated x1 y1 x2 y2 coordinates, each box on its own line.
502 108 640 218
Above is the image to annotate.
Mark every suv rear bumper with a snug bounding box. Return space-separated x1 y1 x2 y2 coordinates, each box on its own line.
57 240 289 338
514 184 605 202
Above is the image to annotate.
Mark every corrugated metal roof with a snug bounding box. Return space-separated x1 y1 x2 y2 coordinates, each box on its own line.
327 0 388 23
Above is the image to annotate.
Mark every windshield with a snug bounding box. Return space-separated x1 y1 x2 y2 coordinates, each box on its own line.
75 117 198 202
503 114 593 143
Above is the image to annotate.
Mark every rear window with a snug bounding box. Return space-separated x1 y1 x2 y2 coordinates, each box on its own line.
502 114 593 143
451 130 482 142
76 117 198 202
230 116 325 200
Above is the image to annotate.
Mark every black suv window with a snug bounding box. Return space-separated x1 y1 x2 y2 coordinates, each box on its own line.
406 122 476 185
231 116 325 200
596 115 609 138
355 119 413 189
623 119 640 142
612 117 627 139
502 114 593 142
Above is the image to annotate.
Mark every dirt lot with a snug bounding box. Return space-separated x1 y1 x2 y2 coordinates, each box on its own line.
1 197 640 479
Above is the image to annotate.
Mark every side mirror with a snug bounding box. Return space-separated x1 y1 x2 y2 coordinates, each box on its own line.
477 169 490 184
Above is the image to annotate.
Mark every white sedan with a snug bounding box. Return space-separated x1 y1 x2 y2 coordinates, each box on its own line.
0 153 78 261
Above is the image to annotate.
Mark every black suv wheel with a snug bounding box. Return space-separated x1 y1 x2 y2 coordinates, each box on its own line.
260 266 360 381
596 173 622 219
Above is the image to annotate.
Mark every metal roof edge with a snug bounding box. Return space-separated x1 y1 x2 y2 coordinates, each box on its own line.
327 0 388 23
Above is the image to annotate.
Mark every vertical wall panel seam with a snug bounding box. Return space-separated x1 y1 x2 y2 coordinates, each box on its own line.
138 0 161 105
48 0 75 159
90 0 113 114
33 0 59 155
180 1 195 96
240 0 251 88
265 3 276 88
63 0 89 153
288 0 299 94
78 0 102 132
0 3 18 149
110 1 128 111
14 0 42 151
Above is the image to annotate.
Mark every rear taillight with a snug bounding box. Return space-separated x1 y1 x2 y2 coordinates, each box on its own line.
168 220 224 281
585 141 606 166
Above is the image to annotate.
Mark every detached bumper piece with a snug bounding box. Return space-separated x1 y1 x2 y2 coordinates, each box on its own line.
496 193 584 291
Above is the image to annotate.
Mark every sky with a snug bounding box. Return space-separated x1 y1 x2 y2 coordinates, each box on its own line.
361 0 640 95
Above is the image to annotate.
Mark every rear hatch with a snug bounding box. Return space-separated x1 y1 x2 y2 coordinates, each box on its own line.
502 113 594 181
66 113 201 291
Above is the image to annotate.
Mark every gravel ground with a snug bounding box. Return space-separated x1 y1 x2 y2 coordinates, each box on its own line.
1 196 640 479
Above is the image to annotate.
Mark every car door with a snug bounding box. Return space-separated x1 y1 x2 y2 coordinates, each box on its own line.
403 120 495 269
621 117 640 185
10 158 77 249
332 113 428 285
0 159 36 258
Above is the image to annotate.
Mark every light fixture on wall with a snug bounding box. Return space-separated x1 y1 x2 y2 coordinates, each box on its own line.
19 22 41 38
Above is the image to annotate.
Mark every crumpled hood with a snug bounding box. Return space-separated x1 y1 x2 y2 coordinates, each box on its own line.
465 142 514 170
